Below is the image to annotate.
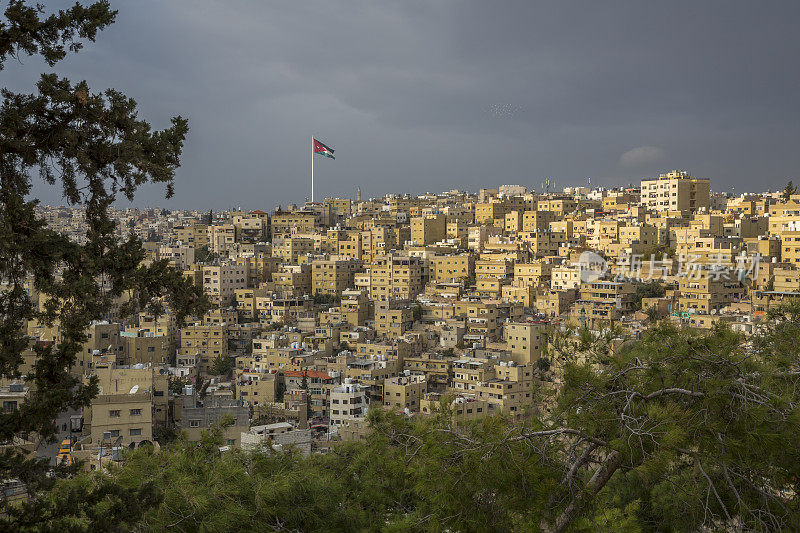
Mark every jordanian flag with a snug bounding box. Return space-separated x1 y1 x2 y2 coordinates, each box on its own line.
313 138 335 159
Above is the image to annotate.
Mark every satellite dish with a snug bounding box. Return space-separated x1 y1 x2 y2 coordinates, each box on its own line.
129 385 139 394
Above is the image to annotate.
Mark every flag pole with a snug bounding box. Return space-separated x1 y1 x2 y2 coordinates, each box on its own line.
311 136 314 203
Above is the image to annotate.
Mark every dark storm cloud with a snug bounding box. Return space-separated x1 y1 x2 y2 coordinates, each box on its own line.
5 0 800 208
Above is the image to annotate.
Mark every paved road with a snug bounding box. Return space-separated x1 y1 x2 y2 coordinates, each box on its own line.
35 408 81 465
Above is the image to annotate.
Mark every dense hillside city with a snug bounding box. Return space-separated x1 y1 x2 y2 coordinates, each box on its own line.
14 172 798 459
3 1 800 531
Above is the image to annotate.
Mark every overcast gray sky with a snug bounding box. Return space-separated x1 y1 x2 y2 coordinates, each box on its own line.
5 0 800 209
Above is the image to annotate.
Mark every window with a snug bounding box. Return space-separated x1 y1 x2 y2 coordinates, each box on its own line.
189 420 200 428
130 409 142 416
109 410 121 418
109 429 120 437
130 428 142 436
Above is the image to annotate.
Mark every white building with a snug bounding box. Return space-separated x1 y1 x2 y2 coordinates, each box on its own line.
329 380 369 429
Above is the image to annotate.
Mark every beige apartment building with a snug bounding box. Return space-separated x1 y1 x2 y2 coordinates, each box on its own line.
551 266 582 291
87 393 153 449
354 340 411 366
568 281 636 327
177 394 249 449
772 267 800 293
474 379 532 417
580 280 636 311
678 270 744 314
271 210 319 235
767 197 800 236
272 235 315 263
401 354 452 389
138 312 178 355
236 254 281 288
536 288 577 318
202 263 247 306
781 231 800 267
383 375 427 411
336 231 363 260
178 324 228 375
337 289 371 326
74 322 124 375
454 300 502 342
359 226 401 263
325 197 353 221
207 224 237 255
618 224 660 251
368 253 424 301
84 366 169 449
640 171 710 213
431 254 474 283
232 213 268 242
475 258 514 281
446 220 469 246
410 213 446 245
172 223 208 248
273 264 312 296
514 262 553 289
235 370 279 407
505 321 545 365
312 258 362 295
344 359 399 402
374 301 414 340
467 225 503 251
121 330 169 365
420 393 491 423
158 244 195 269
537 197 578 216
518 231 561 257
450 358 494 392
284 370 337 417
504 210 524 233
474 200 507 224
522 210 557 232
235 287 270 317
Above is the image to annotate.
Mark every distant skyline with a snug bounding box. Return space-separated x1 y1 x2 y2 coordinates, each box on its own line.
6 0 800 209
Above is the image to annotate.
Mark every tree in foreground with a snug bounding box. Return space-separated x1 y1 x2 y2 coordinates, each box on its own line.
208 354 232 377
782 180 797 201
0 0 207 522
17 302 800 532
